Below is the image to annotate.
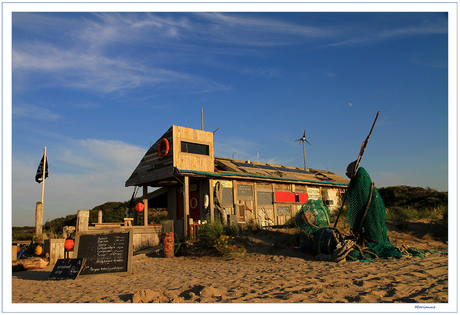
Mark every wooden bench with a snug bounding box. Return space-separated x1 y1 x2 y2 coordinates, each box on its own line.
92 223 122 228
91 219 133 228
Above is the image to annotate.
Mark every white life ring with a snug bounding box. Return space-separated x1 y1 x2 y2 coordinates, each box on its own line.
190 197 198 209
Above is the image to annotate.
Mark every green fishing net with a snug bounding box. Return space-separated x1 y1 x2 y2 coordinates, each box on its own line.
297 167 446 261
345 167 390 245
297 199 340 255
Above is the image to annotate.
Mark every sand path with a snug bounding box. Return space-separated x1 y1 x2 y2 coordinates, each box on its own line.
12 225 448 305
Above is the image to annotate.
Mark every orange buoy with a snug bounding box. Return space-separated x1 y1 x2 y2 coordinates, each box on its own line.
135 202 144 212
34 244 43 256
64 238 75 251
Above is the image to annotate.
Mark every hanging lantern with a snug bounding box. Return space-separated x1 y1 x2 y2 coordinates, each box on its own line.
65 237 75 251
135 202 144 212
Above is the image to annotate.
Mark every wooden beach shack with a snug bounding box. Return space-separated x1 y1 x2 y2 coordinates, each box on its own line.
125 125 349 241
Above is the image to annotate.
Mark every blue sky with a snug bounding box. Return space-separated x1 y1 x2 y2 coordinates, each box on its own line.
5 7 453 227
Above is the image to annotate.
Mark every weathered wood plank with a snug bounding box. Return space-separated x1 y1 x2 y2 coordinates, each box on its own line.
13 257 49 272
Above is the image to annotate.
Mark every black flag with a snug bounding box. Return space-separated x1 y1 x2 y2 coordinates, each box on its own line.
35 155 49 183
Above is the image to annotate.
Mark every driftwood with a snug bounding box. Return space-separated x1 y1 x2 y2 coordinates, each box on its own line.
12 257 49 272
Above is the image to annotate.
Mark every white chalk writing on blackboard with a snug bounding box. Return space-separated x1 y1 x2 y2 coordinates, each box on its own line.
238 185 253 196
78 232 131 275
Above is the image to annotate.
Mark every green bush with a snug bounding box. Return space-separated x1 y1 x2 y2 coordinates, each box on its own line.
197 220 224 249
378 186 447 209
387 205 447 222
12 226 35 241
89 202 126 223
197 220 248 256
441 206 448 224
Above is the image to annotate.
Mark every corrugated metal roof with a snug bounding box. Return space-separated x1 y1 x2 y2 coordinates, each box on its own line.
209 157 349 187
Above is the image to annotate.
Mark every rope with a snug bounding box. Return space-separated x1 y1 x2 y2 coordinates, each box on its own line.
125 186 139 218
355 182 374 235
213 181 224 223
176 169 348 187
301 212 320 229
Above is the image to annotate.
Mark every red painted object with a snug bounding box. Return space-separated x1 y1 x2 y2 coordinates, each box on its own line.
64 238 75 251
135 202 144 212
274 192 308 203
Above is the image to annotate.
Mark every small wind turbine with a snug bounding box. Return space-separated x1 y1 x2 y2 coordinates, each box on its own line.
295 130 311 170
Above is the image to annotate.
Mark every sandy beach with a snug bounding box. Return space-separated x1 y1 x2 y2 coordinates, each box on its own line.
11 221 448 307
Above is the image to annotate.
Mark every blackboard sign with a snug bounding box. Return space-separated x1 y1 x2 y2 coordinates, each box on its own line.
222 188 233 205
49 258 86 280
238 185 253 197
75 229 133 276
257 191 273 205
277 205 291 214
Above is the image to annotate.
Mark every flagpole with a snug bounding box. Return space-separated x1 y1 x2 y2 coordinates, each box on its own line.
35 146 46 240
41 146 46 205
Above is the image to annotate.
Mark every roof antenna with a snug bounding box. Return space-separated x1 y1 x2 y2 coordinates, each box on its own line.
295 130 311 170
201 107 204 131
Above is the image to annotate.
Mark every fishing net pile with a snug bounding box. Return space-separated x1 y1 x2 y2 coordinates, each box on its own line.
298 167 439 262
298 199 342 257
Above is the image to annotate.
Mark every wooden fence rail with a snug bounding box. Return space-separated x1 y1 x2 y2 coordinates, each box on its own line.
188 224 203 241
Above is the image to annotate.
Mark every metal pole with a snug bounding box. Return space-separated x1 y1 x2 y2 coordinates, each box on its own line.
302 141 307 170
201 107 203 131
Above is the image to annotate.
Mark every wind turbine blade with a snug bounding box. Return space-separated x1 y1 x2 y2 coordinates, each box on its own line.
305 139 312 146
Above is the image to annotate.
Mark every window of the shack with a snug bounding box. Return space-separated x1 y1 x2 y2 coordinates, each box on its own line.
181 141 209 155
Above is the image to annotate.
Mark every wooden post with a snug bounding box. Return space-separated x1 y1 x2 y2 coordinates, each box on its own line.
143 186 149 227
35 202 43 239
76 210 89 232
133 203 138 226
253 182 258 225
184 176 189 239
208 179 214 221
45 239 65 265
12 244 17 261
98 210 102 223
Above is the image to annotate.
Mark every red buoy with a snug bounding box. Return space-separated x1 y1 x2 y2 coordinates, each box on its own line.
135 202 144 212
65 238 75 251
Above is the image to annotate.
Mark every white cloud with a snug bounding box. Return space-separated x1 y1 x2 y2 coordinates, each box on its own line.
197 12 333 45
326 17 447 48
214 137 259 161
379 19 447 38
13 41 229 94
12 138 146 226
12 102 61 121
214 136 295 166
11 12 336 96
